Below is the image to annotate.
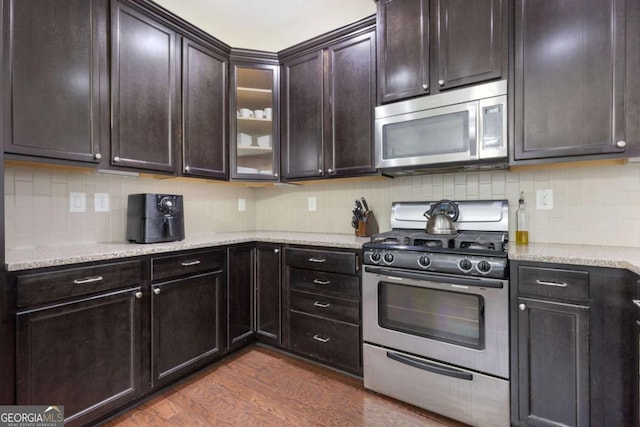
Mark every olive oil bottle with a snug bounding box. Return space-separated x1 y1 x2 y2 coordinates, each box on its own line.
516 192 528 245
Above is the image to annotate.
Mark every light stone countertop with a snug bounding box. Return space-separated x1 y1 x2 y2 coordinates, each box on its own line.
5 231 370 272
508 242 640 276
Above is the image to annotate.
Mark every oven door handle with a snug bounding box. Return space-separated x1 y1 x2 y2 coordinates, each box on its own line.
386 351 473 381
364 266 504 289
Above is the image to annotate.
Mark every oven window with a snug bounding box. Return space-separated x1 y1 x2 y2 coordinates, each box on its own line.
378 282 484 350
382 110 470 159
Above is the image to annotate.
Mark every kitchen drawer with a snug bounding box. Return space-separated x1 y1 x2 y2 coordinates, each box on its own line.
290 289 359 324
152 249 225 282
518 265 589 303
289 268 360 298
285 248 358 275
16 261 141 307
289 310 360 372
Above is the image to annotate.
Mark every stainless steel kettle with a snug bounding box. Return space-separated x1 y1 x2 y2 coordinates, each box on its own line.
423 200 459 234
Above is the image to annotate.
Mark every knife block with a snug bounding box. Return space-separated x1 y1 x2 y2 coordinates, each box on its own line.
355 211 378 237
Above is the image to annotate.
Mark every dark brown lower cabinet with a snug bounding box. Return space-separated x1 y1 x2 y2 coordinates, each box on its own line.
151 269 225 386
227 245 255 350
255 243 282 346
517 298 589 427
16 288 142 427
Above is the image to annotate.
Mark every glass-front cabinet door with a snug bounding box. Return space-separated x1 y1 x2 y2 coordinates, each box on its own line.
230 62 279 180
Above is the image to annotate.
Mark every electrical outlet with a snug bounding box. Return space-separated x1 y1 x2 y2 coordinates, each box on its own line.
308 197 317 211
94 193 110 212
238 198 246 212
536 189 553 210
69 192 86 213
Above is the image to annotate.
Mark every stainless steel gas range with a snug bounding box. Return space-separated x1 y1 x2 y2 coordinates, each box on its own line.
362 200 510 427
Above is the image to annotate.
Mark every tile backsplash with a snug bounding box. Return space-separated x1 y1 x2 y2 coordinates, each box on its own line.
6 161 640 250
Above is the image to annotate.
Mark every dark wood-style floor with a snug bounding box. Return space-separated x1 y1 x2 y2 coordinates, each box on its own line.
101 346 467 426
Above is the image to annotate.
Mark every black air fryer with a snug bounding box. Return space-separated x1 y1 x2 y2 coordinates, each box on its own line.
126 194 185 243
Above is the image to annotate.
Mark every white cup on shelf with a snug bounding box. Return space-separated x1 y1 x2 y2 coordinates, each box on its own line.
239 108 253 118
254 109 265 119
264 108 273 119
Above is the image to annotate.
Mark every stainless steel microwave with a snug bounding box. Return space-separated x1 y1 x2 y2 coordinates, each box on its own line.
375 80 507 174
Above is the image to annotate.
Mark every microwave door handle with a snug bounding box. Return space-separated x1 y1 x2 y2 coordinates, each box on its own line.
386 351 473 381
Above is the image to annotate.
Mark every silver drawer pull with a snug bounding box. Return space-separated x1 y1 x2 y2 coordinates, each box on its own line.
308 258 326 263
181 260 201 267
313 334 330 343
313 301 330 308
535 279 568 288
313 279 331 285
73 276 103 285
632 299 640 308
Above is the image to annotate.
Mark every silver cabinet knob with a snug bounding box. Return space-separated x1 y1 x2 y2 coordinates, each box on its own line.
184 166 190 172
616 140 626 149
274 248 280 253
438 79 445 86
519 303 527 311
134 291 143 299
318 169 322 173
327 168 333 173
422 83 428 90
113 156 120 163
153 288 161 295
94 153 102 160
274 173 278 177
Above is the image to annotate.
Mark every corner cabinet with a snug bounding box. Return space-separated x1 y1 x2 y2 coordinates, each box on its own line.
2 0 108 164
230 54 280 181
281 20 376 180
110 0 180 174
181 37 228 180
512 0 640 162
376 0 506 104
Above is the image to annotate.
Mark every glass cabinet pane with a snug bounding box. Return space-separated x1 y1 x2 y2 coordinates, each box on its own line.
234 66 276 178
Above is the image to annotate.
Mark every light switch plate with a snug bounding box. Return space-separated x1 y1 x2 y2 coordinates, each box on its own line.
308 197 317 211
94 193 110 212
70 192 86 213
536 189 553 210
238 198 246 212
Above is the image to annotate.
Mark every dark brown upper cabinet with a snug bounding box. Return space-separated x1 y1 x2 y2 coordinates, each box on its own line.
110 0 180 174
281 19 376 181
2 0 108 164
512 0 639 162
230 55 280 181
377 0 506 104
182 38 228 180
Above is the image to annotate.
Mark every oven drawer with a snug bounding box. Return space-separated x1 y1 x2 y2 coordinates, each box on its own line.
363 343 509 427
518 265 589 303
289 311 360 372
16 260 141 307
152 249 225 282
289 268 360 297
285 248 358 275
290 289 359 324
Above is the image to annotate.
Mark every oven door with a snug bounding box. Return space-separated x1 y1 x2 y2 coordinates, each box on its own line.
363 266 509 378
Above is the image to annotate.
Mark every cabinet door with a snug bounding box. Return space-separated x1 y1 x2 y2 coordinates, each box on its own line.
16 288 141 426
227 245 254 349
433 0 504 90
151 270 225 386
517 298 589 427
182 38 227 179
377 0 429 103
513 0 627 161
324 31 376 177
255 243 281 345
3 0 107 163
281 51 324 179
111 0 179 173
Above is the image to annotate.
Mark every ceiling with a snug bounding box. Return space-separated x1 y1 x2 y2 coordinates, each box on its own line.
154 0 377 52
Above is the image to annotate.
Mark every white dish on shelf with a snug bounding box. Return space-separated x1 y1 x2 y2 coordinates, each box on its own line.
237 166 259 174
237 133 252 146
259 169 273 175
257 135 272 148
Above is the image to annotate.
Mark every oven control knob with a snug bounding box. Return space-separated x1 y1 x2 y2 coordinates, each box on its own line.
477 260 492 273
383 253 395 264
370 252 381 263
417 255 431 268
459 259 472 271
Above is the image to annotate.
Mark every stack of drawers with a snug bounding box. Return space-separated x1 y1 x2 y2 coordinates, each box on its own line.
285 247 361 374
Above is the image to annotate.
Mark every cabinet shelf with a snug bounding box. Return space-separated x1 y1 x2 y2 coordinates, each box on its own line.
237 146 273 157
237 87 273 110
237 117 272 135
